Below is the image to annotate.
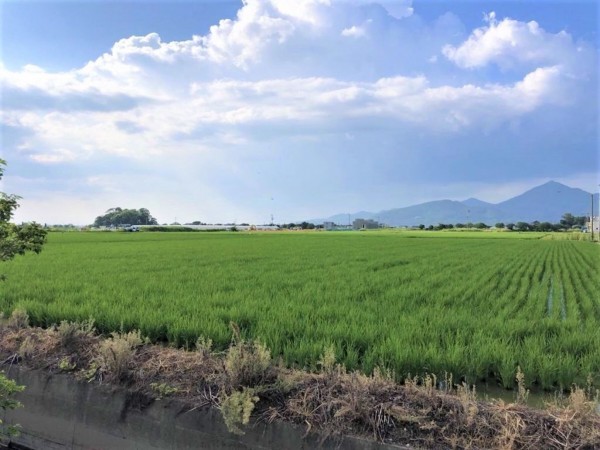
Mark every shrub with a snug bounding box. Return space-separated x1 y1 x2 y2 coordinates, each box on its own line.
225 339 271 388
96 330 143 380
150 382 179 400
0 372 25 437
7 309 28 331
57 318 95 350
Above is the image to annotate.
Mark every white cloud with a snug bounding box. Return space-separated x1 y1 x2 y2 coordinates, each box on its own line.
2 0 597 224
341 25 366 37
5 66 572 166
442 11 595 76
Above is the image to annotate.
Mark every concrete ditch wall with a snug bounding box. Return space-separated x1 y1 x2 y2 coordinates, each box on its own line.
1 368 404 450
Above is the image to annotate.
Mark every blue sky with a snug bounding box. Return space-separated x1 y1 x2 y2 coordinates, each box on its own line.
1 0 598 225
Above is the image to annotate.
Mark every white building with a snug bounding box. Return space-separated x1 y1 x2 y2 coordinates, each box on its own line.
585 216 600 233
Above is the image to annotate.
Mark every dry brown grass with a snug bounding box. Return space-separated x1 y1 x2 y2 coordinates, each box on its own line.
0 323 598 449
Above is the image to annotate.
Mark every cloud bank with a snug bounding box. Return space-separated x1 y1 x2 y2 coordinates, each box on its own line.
1 0 597 224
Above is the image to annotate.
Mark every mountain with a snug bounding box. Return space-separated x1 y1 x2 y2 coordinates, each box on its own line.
310 181 598 227
496 181 596 223
462 198 494 208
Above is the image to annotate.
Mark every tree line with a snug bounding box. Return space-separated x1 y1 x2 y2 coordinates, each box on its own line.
418 213 588 231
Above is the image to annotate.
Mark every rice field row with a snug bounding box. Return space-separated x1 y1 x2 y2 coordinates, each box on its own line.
1 231 598 389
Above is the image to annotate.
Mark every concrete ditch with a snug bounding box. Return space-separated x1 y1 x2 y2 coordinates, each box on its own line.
1 368 405 450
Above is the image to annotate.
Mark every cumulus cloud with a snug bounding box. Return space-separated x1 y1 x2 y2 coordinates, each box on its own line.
442 11 596 77
1 0 597 224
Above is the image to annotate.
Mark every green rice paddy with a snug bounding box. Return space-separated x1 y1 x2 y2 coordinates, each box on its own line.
1 230 598 389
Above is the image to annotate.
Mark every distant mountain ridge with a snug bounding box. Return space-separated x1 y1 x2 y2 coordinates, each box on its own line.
310 181 599 227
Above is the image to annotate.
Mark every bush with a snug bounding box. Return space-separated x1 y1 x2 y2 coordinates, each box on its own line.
96 330 143 380
7 309 29 331
57 318 95 350
0 372 25 437
225 339 272 389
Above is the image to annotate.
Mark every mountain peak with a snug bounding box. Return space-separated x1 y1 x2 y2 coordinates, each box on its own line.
538 180 569 189
462 197 493 208
313 180 594 227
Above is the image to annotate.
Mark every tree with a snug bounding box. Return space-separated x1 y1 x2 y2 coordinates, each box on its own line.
495 223 505 229
0 160 46 265
560 213 575 229
0 159 44 436
539 222 555 232
93 207 158 227
515 222 530 231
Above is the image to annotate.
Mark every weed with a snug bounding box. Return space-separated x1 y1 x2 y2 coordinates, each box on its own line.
57 318 95 350
515 366 529 404
58 356 76 372
220 388 259 435
18 336 35 360
225 328 271 388
318 344 336 374
7 309 28 331
96 330 143 381
195 335 213 357
150 382 179 400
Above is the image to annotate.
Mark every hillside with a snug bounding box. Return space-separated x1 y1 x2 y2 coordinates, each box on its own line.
311 181 598 226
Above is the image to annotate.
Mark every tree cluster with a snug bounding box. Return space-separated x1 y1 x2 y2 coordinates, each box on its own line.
280 222 320 230
418 213 588 232
93 207 158 227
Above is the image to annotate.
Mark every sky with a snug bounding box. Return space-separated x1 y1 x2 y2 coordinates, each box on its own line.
1 0 598 225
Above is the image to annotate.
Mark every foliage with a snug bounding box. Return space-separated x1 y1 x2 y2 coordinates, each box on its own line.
0 159 44 434
318 344 337 374
58 357 76 372
0 159 47 267
150 382 179 400
7 308 29 331
421 213 588 231
220 388 259 435
560 213 587 229
0 232 598 389
0 372 25 437
225 332 272 388
57 318 95 350
93 207 158 227
96 330 143 380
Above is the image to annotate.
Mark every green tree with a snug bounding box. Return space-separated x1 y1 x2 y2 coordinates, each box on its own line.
495 222 505 229
515 221 530 231
560 213 575 229
0 159 44 436
0 373 25 437
93 207 158 227
0 160 47 265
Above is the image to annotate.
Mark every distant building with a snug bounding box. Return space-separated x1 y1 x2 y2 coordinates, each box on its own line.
352 218 380 230
323 221 335 231
584 216 600 233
